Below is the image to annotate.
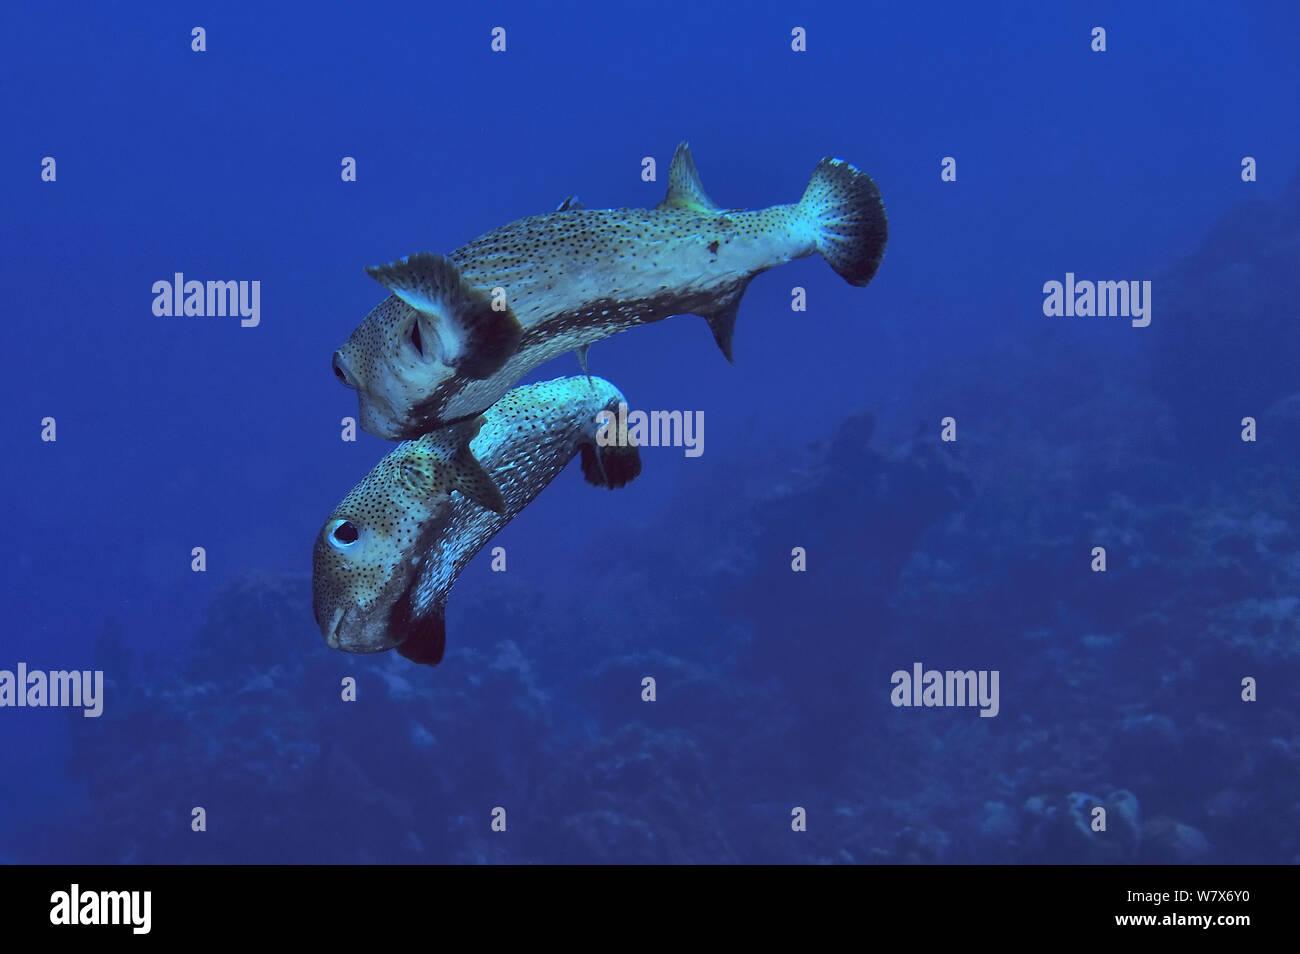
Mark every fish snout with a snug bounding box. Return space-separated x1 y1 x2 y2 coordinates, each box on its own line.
331 350 357 390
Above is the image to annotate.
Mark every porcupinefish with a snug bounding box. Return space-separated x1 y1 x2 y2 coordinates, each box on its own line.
332 142 889 441
312 375 641 665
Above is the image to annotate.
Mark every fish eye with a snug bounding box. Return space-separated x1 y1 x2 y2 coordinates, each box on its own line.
329 520 360 549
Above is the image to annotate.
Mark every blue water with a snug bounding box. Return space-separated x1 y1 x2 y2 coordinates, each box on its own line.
2 0 1298 863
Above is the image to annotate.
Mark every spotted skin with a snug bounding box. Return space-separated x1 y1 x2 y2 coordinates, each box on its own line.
334 143 888 440
312 375 638 657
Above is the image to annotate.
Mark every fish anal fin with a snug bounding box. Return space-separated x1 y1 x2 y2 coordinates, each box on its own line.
701 282 750 363
365 252 522 380
657 142 720 213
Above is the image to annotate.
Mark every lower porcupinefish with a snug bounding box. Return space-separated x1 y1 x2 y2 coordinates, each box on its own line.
312 375 641 665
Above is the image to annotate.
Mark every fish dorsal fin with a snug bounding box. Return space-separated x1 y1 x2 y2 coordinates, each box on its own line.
556 195 586 211
657 142 719 213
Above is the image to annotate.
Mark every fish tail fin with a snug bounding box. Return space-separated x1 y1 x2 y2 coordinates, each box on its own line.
580 441 642 489
798 158 888 287
365 252 522 380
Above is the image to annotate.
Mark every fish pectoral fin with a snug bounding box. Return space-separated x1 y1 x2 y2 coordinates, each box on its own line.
397 458 439 497
365 252 522 380
447 441 506 514
657 141 720 213
398 451 504 514
555 195 586 211
404 418 506 513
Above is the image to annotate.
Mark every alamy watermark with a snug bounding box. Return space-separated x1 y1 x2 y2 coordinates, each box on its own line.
152 273 260 327
596 402 703 457
1042 272 1151 327
890 662 999 718
0 663 103 717
50 885 150 934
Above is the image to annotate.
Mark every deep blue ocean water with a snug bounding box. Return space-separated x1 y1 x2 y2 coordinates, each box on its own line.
2 1 1298 863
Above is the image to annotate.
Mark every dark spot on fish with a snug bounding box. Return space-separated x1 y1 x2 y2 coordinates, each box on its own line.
707 240 719 255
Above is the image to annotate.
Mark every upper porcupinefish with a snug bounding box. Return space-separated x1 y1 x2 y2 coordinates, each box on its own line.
312 375 641 665
332 142 888 441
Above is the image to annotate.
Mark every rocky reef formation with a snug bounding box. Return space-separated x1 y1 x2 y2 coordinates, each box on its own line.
1144 168 1300 453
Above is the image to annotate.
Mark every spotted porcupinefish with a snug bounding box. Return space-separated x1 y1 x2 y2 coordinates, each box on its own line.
332 142 889 441
312 375 641 665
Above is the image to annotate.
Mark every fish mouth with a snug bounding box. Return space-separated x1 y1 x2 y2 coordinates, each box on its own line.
360 359 456 440
323 606 347 649
321 603 402 654
359 390 421 442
